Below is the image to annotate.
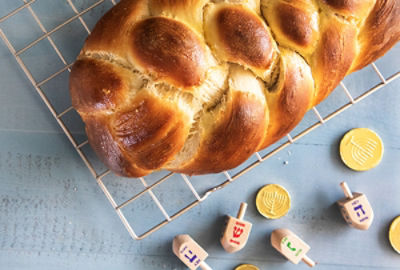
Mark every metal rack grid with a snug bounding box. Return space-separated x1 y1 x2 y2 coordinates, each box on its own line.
1 0 399 240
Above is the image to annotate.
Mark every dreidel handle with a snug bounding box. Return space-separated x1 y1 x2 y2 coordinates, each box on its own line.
236 202 248 220
302 255 316 267
340 182 353 199
199 261 213 270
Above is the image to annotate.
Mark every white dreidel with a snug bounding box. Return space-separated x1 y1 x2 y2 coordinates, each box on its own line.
220 202 252 253
337 182 374 230
173 234 212 270
271 229 316 267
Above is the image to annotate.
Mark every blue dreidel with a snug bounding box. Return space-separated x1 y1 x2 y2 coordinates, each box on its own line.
173 234 212 270
337 182 374 230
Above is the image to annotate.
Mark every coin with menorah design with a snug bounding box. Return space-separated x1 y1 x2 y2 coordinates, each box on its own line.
256 184 291 219
340 128 384 171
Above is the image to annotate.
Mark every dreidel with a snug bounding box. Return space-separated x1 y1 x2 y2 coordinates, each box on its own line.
337 182 374 230
173 234 212 270
271 229 316 267
220 202 252 253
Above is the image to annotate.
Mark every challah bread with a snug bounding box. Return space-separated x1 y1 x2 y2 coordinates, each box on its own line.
70 0 400 177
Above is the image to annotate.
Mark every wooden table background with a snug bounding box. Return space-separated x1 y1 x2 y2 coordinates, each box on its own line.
1 1 400 269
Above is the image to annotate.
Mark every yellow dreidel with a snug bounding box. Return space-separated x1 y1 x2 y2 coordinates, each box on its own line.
337 182 374 230
271 229 316 267
220 202 252 253
173 234 212 270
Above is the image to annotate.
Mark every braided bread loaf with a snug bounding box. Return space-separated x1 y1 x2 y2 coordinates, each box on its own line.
70 0 400 177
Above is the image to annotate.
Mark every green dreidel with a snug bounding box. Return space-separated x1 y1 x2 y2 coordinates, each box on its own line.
271 229 316 267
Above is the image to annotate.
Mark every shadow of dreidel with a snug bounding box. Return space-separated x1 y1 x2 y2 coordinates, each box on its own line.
173 234 212 270
337 181 374 230
221 202 252 253
271 229 316 267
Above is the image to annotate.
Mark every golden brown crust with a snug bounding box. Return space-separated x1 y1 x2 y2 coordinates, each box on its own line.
152 0 202 8
352 0 400 71
69 0 400 177
276 3 316 47
112 92 191 170
260 49 314 148
69 58 133 114
148 0 209 34
310 16 357 105
321 0 374 17
215 6 274 69
84 115 151 177
131 17 206 88
177 90 267 175
82 0 147 55
261 0 319 57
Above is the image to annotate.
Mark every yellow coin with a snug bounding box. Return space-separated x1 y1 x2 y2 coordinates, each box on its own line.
389 216 400 254
339 128 384 171
256 184 291 219
235 264 260 270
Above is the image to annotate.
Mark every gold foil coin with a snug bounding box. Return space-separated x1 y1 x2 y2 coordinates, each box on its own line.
340 128 383 171
256 184 291 219
389 216 400 254
235 264 260 270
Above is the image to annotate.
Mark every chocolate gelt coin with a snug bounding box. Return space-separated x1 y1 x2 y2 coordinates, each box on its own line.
340 128 383 171
389 216 400 254
235 264 260 270
256 184 291 219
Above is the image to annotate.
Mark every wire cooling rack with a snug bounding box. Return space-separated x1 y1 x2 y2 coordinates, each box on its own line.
1 0 399 240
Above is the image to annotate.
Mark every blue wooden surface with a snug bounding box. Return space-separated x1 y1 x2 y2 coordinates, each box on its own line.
1 1 400 269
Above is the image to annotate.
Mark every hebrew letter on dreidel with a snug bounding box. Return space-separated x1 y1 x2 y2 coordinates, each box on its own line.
354 204 366 217
184 250 198 263
233 225 244 238
287 241 296 252
221 203 252 253
337 182 374 230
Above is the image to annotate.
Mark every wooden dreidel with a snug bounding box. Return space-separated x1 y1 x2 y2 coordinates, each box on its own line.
173 234 212 270
271 229 316 267
221 202 252 253
337 182 374 230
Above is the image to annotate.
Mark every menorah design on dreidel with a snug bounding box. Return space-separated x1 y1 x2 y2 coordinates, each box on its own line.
337 182 374 230
263 191 288 216
173 235 212 270
221 202 252 253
